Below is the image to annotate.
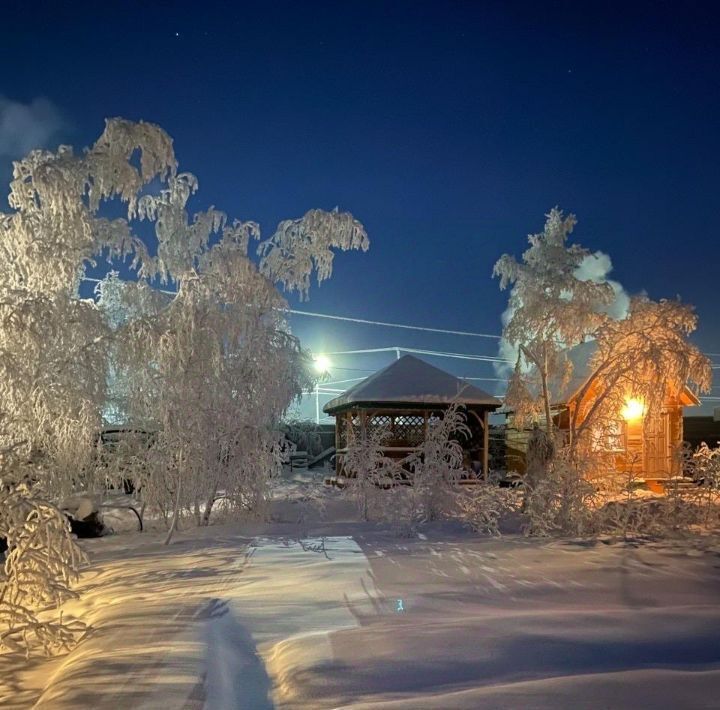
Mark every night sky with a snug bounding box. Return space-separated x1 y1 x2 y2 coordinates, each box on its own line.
3 0 720 411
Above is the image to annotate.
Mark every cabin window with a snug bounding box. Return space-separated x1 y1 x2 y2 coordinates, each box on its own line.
590 419 624 453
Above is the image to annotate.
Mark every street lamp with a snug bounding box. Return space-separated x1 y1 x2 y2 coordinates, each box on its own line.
313 354 331 374
313 355 331 423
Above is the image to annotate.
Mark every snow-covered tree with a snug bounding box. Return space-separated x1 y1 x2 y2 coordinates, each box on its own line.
342 421 396 522
100 266 315 541
495 209 713 537
493 208 615 433
91 144 367 542
0 117 369 650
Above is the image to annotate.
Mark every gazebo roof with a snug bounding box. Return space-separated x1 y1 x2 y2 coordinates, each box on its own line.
323 354 502 414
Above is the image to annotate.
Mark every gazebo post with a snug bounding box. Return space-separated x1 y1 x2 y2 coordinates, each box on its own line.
483 409 489 479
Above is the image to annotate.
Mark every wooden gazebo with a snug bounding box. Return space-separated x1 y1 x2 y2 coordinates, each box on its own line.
323 355 501 477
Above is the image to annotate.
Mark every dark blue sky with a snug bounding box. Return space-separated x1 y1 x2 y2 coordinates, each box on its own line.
3 0 720 399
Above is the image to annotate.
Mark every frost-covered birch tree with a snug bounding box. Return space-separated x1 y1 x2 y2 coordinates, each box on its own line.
494 208 616 433
0 118 368 651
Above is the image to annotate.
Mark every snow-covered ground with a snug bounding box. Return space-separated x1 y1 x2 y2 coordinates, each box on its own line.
3 470 720 709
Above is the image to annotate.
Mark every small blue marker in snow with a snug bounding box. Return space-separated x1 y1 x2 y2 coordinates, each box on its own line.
396 598 404 612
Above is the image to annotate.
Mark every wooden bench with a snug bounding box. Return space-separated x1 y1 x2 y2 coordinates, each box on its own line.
289 451 309 470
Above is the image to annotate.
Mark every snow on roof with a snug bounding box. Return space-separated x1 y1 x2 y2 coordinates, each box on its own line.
323 354 501 414
547 340 699 406
550 340 598 405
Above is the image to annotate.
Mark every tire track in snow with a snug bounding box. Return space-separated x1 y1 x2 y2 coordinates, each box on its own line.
205 536 379 709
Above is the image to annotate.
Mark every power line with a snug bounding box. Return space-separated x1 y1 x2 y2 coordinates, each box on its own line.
287 308 501 339
321 377 366 386
463 377 509 383
81 276 502 339
402 346 509 363
80 277 720 368
82 276 720 407
324 346 510 363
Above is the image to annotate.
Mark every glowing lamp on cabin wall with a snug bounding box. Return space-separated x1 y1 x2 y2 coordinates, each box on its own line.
621 397 645 421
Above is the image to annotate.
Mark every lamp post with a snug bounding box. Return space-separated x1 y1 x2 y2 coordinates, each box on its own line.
313 355 331 424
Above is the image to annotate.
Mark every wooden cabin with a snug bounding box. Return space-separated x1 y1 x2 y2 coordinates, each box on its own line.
505 342 701 486
323 355 501 477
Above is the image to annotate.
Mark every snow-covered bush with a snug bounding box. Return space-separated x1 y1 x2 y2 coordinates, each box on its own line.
522 441 720 540
522 448 599 537
454 481 517 536
673 443 720 529
342 421 403 521
342 405 473 524
0 481 87 656
683 442 720 490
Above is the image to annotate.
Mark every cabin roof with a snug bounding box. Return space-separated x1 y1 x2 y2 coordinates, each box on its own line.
323 354 502 414
550 340 700 407
550 340 598 405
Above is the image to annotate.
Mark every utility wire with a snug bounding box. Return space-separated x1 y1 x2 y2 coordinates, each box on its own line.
324 346 510 363
286 308 501 339
80 276 720 370
463 377 509 383
81 277 502 339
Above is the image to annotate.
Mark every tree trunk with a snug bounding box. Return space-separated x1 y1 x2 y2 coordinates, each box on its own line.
520 343 554 437
540 367 553 436
201 485 218 526
164 477 182 545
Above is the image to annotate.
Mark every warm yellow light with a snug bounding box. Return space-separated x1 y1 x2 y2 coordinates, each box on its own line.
621 397 645 421
313 354 331 373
